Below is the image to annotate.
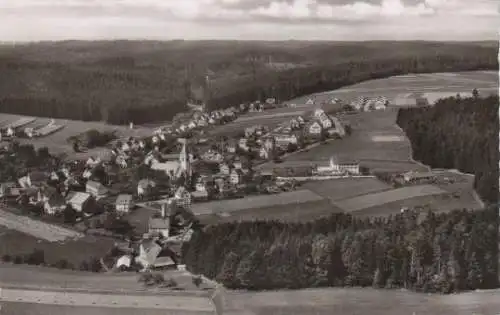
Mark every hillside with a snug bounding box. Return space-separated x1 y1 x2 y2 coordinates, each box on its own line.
396 95 499 204
0 41 498 124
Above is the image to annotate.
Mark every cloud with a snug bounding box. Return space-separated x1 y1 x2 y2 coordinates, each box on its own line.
0 0 497 41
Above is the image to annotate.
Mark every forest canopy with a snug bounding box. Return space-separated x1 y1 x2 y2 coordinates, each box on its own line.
0 41 497 124
182 207 498 293
397 94 499 204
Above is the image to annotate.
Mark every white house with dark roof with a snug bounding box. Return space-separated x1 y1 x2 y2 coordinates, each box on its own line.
86 180 108 199
115 194 134 214
66 191 94 212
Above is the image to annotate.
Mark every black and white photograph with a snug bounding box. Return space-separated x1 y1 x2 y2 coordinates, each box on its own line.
0 0 498 314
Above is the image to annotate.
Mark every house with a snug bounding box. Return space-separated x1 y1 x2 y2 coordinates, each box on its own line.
82 168 93 179
191 190 209 201
259 146 271 160
188 121 197 129
115 255 133 269
238 138 249 151
0 182 19 198
230 169 245 185
86 180 108 199
306 98 315 105
307 121 323 136
319 116 333 129
219 163 231 175
43 190 67 215
18 172 48 188
137 179 156 197
296 116 305 125
174 186 192 208
403 171 436 183
313 108 326 119
86 157 101 168
66 192 96 213
136 239 175 270
115 194 134 214
148 203 171 238
121 142 131 152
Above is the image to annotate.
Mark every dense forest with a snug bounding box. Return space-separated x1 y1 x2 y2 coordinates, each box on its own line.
0 41 497 124
182 207 498 293
397 95 499 204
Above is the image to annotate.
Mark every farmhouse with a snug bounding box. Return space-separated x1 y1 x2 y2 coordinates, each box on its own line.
115 194 134 214
307 121 323 136
274 133 301 148
219 162 231 175
174 186 192 208
306 98 315 105
137 179 156 198
403 171 436 183
41 189 67 215
86 180 108 199
148 204 171 238
66 192 95 213
230 169 245 185
136 239 175 270
18 171 49 188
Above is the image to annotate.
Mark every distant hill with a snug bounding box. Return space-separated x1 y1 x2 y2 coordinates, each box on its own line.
0 40 497 124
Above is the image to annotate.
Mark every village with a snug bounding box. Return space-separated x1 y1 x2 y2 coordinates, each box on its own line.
0 93 442 273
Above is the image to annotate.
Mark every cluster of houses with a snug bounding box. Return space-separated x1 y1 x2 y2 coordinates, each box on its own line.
350 96 389 112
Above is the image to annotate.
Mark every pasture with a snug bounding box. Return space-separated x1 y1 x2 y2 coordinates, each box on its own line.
228 287 500 315
190 190 325 216
0 226 115 267
332 185 447 213
0 209 83 242
303 178 392 202
197 199 340 224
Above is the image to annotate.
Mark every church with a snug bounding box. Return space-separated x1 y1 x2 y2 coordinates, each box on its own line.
149 138 193 180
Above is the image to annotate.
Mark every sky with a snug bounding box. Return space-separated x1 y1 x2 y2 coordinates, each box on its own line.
0 0 498 41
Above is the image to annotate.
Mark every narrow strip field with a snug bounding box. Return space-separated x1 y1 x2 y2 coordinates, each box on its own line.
333 185 446 213
0 209 83 242
190 190 325 215
1 289 214 312
1 303 213 315
303 178 392 201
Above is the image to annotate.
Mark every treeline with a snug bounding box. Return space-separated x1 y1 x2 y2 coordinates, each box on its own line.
0 42 497 124
182 207 498 293
397 95 499 204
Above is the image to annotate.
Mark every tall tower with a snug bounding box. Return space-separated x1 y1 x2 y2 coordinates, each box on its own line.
178 138 191 181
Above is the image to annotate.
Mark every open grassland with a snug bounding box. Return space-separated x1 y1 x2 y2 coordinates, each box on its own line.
0 113 155 156
197 199 341 224
0 226 114 267
190 190 325 216
287 109 425 173
290 70 497 105
0 264 215 295
0 209 83 242
332 185 446 213
1 289 214 312
1 303 214 315
303 178 392 201
227 287 500 315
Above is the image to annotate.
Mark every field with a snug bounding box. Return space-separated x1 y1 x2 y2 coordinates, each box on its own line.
227 287 500 315
190 190 325 216
303 178 392 201
197 199 341 224
0 209 83 242
0 113 156 157
289 71 497 105
332 185 447 213
0 226 115 267
284 109 428 174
